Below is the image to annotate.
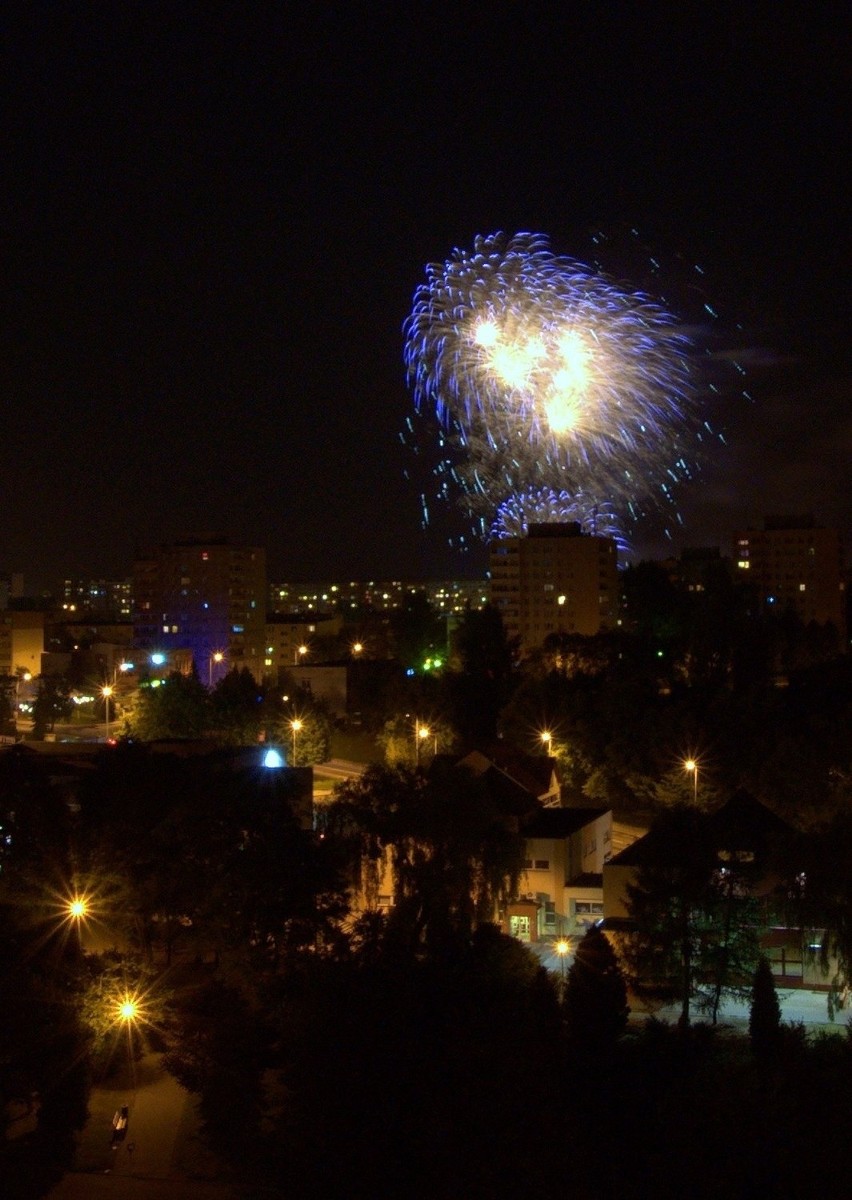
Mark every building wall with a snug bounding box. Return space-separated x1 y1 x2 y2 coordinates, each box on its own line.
0 611 45 678
517 812 613 938
133 535 266 682
264 614 344 677
733 517 846 641
490 523 619 653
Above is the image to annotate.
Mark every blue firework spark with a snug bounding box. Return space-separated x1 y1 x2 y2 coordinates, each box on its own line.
490 489 630 551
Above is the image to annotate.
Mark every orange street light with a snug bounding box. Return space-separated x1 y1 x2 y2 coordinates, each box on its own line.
209 650 225 687
415 721 435 763
684 758 699 803
554 937 571 982
118 996 139 1022
290 718 303 761
101 685 114 742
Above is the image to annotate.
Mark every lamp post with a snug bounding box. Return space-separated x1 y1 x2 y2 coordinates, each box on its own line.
209 650 224 687
540 730 553 753
102 685 114 742
415 722 433 764
295 644 308 666
555 937 571 988
684 758 699 804
290 718 303 763
67 894 89 956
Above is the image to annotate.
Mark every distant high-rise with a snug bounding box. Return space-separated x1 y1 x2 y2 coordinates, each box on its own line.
133 535 266 683
489 522 619 652
733 515 846 642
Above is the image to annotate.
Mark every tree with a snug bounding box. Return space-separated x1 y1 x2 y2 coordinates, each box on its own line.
749 956 782 1061
127 670 211 740
563 925 629 1048
377 713 453 768
209 667 266 745
624 809 761 1026
0 674 16 735
162 979 269 1152
653 765 723 811
30 674 73 738
444 605 518 743
327 763 525 955
388 592 444 671
272 702 331 766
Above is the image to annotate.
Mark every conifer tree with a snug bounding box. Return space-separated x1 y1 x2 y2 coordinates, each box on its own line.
749 955 782 1061
563 925 629 1047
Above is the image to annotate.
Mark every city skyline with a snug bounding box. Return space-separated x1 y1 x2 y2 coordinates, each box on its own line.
3 6 849 589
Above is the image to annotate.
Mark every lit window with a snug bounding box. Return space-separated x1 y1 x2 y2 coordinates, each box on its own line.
737 560 750 569
799 583 806 592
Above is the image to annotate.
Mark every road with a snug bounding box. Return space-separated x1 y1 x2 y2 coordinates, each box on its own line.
314 757 368 782
47 1054 237 1200
530 939 843 1027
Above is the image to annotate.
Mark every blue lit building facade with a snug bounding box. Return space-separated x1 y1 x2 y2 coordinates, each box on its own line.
133 535 266 683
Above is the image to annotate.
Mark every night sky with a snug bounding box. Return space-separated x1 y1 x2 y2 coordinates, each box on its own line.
3 4 849 591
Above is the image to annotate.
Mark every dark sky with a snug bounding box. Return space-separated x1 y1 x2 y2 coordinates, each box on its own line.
3 3 849 590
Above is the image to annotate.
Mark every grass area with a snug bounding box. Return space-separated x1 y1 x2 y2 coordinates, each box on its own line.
329 727 382 764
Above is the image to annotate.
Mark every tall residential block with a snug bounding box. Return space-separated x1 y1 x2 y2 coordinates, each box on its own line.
733 515 846 642
489 522 619 652
133 535 267 682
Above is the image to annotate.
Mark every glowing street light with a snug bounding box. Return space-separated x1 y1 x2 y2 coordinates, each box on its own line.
65 892 91 954
295 644 308 666
684 758 699 804
102 684 114 742
352 641 363 656
554 937 571 983
118 996 139 1023
208 650 225 687
415 721 435 764
290 718 303 762
540 730 553 752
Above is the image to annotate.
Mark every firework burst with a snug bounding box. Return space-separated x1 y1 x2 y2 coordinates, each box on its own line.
490 488 630 551
404 231 705 544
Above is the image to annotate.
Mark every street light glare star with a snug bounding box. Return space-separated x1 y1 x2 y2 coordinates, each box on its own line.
117 995 140 1022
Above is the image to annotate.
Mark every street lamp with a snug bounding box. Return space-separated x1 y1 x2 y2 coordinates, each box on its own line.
415 721 434 764
540 730 553 752
290 718 303 763
352 641 363 657
554 937 571 985
684 758 699 804
67 894 89 954
101 685 114 742
208 650 224 687
295 644 308 666
118 996 139 1023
